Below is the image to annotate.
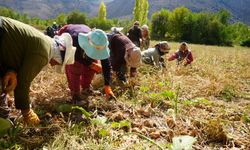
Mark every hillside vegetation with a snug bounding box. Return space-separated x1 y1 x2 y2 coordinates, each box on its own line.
0 0 249 25
1 42 249 149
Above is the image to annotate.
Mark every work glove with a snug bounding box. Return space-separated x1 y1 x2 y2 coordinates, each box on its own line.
104 85 117 100
3 71 17 94
90 63 102 74
21 109 40 126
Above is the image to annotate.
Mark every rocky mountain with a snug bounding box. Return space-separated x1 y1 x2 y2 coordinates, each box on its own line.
106 0 250 25
0 0 249 25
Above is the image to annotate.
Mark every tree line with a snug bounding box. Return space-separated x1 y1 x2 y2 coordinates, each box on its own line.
0 2 249 47
151 7 250 46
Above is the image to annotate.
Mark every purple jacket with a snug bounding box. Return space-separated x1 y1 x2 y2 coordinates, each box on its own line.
108 32 134 71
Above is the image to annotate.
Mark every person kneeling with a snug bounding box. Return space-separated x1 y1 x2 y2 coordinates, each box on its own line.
141 41 171 68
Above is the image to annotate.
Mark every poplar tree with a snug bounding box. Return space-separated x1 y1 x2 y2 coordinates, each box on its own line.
133 0 148 25
133 0 140 22
141 0 148 24
99 1 107 20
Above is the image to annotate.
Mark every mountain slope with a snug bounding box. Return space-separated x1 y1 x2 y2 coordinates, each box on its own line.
0 0 249 25
106 0 250 24
0 0 111 19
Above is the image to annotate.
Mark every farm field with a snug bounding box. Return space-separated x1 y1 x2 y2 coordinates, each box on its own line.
1 42 250 149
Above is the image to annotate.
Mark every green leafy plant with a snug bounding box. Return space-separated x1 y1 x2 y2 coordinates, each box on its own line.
111 120 131 129
0 118 12 137
56 104 72 113
139 86 150 92
91 116 108 126
161 90 176 100
72 106 91 119
220 85 237 101
183 98 212 106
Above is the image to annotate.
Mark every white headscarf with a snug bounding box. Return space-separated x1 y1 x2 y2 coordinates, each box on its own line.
50 33 76 73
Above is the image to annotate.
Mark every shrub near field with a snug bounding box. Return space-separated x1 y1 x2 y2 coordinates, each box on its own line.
1 43 250 149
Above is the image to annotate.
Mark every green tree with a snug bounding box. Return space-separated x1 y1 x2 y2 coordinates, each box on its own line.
169 6 192 40
192 13 211 44
226 22 250 43
207 18 226 45
180 14 195 42
67 10 87 24
133 0 148 25
0 6 20 19
133 0 140 22
88 17 113 30
215 9 231 25
99 1 107 21
141 0 148 24
151 9 170 39
56 13 67 25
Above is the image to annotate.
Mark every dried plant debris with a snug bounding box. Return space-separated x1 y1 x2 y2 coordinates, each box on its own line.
1 43 250 149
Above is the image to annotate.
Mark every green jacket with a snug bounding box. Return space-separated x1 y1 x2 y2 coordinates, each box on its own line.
0 17 52 109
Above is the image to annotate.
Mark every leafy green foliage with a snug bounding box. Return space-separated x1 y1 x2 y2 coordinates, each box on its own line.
161 90 176 100
169 6 192 40
55 13 67 25
0 118 12 137
240 38 250 47
99 1 107 21
182 98 212 106
88 17 113 30
241 113 250 123
111 120 131 129
56 104 72 113
220 85 237 102
91 116 108 126
67 10 87 24
133 0 149 25
72 106 91 118
150 7 246 45
151 9 170 39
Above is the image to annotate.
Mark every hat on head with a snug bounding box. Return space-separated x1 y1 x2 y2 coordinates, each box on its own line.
53 33 76 73
111 27 123 33
134 21 140 26
159 41 171 53
78 29 110 60
125 47 141 68
141 24 149 30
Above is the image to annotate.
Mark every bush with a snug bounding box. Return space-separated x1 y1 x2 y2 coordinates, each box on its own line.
67 10 87 24
88 18 113 31
240 38 250 47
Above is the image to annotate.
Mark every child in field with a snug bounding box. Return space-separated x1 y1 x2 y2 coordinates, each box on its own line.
168 42 193 66
141 41 170 68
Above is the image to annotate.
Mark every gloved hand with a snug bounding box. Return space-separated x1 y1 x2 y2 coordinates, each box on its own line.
183 59 189 66
104 85 116 100
21 109 40 126
3 71 17 94
90 63 102 74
